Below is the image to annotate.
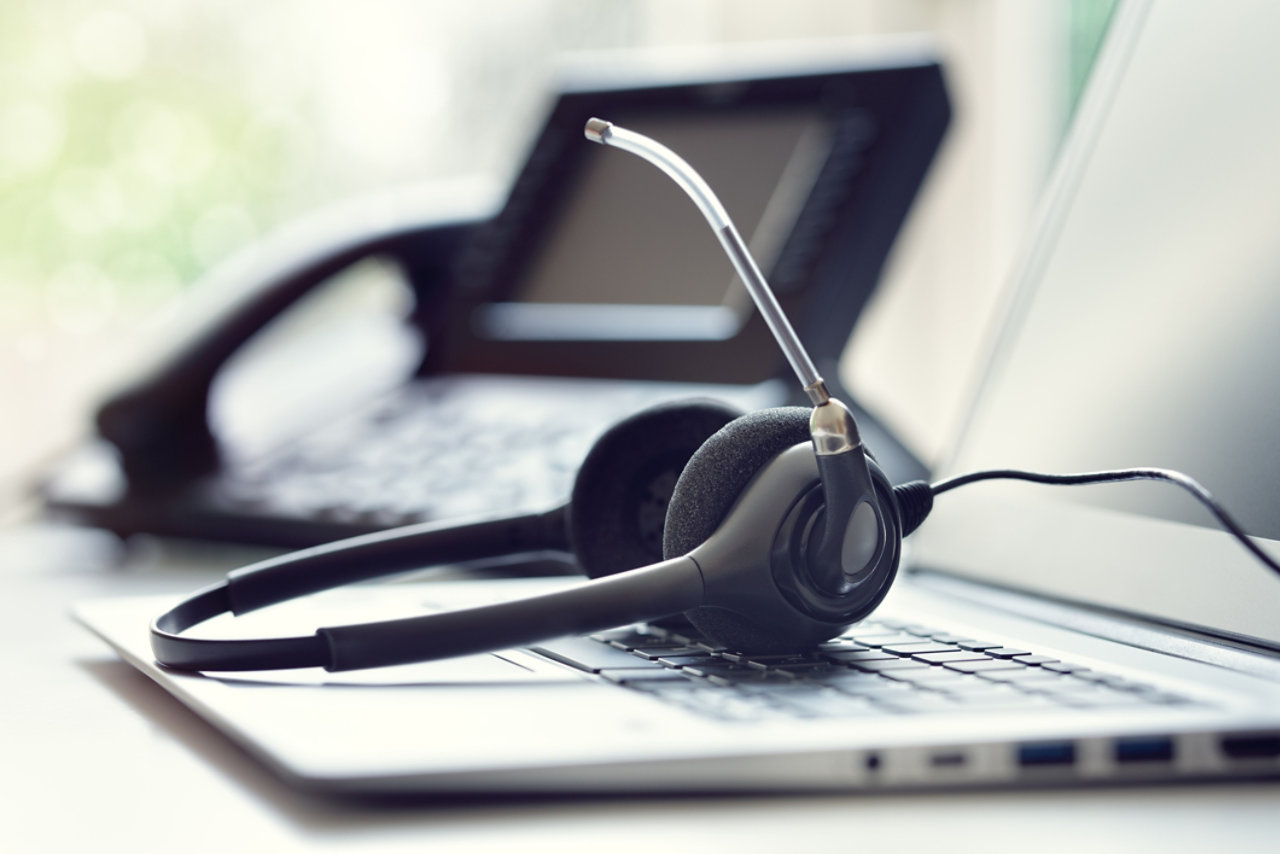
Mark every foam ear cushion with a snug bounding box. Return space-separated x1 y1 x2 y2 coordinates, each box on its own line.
662 406 812 651
568 399 742 579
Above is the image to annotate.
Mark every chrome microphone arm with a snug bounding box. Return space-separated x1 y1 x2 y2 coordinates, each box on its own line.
584 117 835 410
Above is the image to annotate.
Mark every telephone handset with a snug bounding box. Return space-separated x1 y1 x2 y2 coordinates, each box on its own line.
96 187 492 492
44 46 950 547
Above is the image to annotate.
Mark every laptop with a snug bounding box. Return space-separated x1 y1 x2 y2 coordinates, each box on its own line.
76 0 1280 794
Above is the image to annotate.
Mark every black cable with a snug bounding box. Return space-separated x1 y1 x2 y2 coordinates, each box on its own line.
926 467 1280 579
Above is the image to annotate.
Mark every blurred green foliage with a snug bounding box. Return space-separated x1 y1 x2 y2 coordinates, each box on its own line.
0 3 307 307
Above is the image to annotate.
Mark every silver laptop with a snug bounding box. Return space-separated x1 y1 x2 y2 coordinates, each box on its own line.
76 0 1280 794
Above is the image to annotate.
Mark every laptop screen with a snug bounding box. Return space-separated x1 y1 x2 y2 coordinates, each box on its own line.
914 0 1280 648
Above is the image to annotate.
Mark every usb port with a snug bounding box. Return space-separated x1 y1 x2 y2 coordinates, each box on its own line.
1221 733 1280 760
1114 736 1175 763
930 751 967 768
1017 741 1076 767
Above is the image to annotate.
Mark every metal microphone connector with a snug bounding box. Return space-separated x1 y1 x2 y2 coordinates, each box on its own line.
584 117 611 143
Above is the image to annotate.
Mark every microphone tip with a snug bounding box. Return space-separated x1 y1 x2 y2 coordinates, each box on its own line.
584 117 612 144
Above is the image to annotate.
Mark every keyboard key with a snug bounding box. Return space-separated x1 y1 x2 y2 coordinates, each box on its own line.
954 692 1063 712
679 662 760 680
661 689 778 722
628 645 706 660
734 673 824 693
927 633 976 644
912 650 991 664
1137 692 1196 706
851 659 934 673
1090 674 1155 692
943 659 1029 673
984 647 1032 659
812 670 905 690
656 653 721 668
822 649 899 663
621 679 715 696
591 628 655 649
955 640 1004 651
976 667 1067 685
1037 677 1163 707
879 641 962 655
765 687 885 718
877 692 966 714
1012 654 1059 665
705 673 794 689
600 668 694 685
742 653 827 668
847 633 930 647
774 662 845 677
886 669 976 688
532 637 658 672
862 619 906 630
829 676 921 696
1035 675 1107 693
712 699 797 722
1041 661 1090 674
1053 688 1163 708
930 674 1021 693
816 640 872 653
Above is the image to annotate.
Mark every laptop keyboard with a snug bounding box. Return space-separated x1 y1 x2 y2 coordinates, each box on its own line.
204 378 1194 722
531 618 1199 722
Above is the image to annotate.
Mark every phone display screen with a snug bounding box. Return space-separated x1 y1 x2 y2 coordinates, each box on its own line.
477 109 831 341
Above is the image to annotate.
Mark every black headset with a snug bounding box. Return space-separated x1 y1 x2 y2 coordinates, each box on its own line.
152 399 935 672
160 116 1280 674
152 118 938 674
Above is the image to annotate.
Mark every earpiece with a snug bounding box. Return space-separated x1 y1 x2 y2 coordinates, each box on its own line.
568 399 741 578
665 407 899 652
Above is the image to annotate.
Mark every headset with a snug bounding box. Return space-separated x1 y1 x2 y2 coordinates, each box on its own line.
152 119 1280 674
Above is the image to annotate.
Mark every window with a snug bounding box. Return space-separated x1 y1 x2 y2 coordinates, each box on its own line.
0 1 1109 496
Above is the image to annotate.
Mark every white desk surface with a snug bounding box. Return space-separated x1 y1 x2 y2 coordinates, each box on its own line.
3 519 1278 854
